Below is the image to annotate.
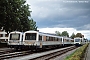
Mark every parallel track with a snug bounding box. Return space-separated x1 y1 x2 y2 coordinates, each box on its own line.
30 46 77 60
0 48 15 55
0 50 32 60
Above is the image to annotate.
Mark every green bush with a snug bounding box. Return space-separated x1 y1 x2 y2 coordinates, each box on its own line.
65 43 89 60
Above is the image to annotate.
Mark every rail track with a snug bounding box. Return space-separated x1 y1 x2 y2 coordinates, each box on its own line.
0 50 33 60
0 48 15 55
0 46 77 60
0 48 49 60
5 46 77 60
0 48 54 60
30 46 77 60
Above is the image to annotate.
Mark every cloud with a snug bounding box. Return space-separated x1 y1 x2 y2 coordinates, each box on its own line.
38 27 90 39
26 0 90 39
38 27 76 35
77 24 90 30
76 30 90 39
26 0 90 29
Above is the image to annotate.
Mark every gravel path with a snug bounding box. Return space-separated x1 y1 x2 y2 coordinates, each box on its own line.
84 43 90 60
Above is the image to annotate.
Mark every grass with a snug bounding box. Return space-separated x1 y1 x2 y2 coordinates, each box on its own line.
65 43 89 60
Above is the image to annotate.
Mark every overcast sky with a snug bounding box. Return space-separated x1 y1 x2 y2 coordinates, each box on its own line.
26 0 90 39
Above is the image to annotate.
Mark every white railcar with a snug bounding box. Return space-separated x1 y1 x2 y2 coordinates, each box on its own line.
8 31 23 48
74 37 83 46
63 37 73 46
23 31 63 48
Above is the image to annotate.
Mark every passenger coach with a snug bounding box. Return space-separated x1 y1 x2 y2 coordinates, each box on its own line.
74 37 84 46
23 31 64 49
8 31 23 48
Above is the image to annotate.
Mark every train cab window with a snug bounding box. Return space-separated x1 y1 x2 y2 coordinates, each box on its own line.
25 33 36 40
75 39 80 42
39 35 42 41
10 33 20 40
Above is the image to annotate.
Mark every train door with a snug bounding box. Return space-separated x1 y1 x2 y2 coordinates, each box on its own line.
39 35 43 48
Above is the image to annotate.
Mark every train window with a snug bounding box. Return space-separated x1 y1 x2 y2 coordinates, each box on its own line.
46 36 49 41
71 40 74 42
57 38 58 41
58 38 62 41
10 33 20 40
63 39 66 42
51 37 53 41
39 35 42 41
50 37 53 41
65 39 69 42
50 37 52 41
25 33 36 40
55 37 57 41
75 39 80 42
53 37 55 41
49 37 51 41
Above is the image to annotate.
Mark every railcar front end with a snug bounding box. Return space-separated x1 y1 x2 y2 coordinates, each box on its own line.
8 31 23 49
23 31 40 49
74 37 82 46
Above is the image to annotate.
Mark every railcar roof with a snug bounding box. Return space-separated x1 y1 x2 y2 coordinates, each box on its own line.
64 37 71 39
24 31 71 39
39 32 64 38
10 31 23 34
74 37 82 39
24 30 38 33
24 31 62 38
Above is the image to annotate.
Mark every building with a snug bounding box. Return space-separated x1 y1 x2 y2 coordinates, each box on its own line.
0 30 8 43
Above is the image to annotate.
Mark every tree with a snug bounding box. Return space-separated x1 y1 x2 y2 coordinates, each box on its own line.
0 0 37 33
18 3 32 32
75 33 82 38
70 33 76 39
55 31 61 36
61 31 69 37
29 18 37 30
